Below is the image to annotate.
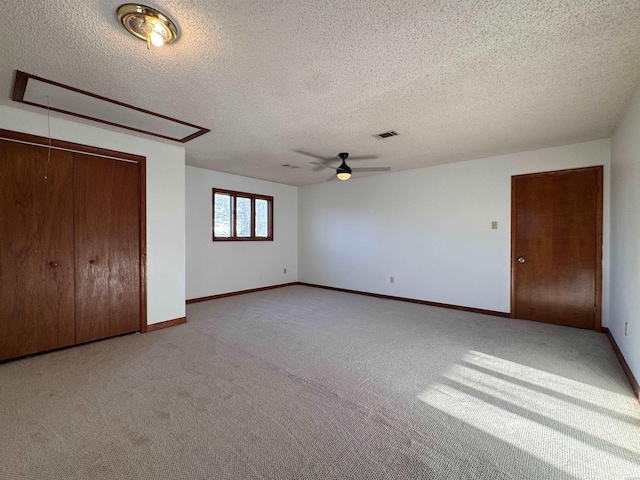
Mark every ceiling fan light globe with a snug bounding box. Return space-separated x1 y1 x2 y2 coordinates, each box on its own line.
337 172 351 180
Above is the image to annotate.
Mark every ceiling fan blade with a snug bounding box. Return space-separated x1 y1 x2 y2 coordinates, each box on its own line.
351 167 391 172
326 174 338 182
311 161 337 171
346 155 379 161
293 150 333 161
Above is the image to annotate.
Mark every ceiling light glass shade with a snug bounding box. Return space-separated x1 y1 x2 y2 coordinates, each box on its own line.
117 4 179 46
336 160 352 181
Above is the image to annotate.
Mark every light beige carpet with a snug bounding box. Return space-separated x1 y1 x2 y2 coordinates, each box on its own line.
1 285 639 479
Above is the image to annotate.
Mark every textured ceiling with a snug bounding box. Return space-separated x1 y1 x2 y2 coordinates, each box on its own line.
2 1 640 186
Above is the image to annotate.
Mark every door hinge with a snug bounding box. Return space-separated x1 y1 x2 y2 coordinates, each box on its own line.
595 185 598 194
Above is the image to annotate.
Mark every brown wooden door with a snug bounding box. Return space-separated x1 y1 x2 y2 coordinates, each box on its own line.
0 140 75 360
512 167 602 330
74 154 140 343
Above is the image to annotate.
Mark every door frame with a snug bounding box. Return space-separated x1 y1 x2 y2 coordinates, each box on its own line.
510 166 603 332
0 128 148 333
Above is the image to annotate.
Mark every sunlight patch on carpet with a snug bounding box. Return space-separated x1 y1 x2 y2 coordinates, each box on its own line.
417 351 640 480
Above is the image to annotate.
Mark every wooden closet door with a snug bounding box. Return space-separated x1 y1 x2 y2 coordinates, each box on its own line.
74 154 140 343
0 140 75 360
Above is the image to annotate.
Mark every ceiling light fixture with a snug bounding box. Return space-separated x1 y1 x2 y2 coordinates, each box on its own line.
117 4 179 49
336 155 352 181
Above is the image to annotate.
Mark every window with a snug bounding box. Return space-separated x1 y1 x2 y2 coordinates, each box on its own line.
213 188 273 241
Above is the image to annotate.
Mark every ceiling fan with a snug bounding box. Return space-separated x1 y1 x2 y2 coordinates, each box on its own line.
306 152 391 181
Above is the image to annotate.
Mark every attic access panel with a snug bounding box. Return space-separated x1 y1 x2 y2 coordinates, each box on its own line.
11 71 209 143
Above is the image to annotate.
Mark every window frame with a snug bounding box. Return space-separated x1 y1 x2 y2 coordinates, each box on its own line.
212 188 274 241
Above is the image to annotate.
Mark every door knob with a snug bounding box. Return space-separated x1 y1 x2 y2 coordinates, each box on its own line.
49 261 58 267
89 259 96 264
517 257 525 263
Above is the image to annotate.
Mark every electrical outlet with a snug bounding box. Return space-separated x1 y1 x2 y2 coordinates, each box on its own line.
390 276 394 284
491 221 498 230
283 268 287 274
625 322 629 336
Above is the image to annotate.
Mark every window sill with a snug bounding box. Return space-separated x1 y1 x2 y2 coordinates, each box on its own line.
213 237 274 242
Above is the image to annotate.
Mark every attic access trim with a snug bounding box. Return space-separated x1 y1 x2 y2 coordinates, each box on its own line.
11 71 209 143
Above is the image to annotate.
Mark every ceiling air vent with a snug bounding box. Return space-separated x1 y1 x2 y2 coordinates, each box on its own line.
281 164 299 169
373 130 398 139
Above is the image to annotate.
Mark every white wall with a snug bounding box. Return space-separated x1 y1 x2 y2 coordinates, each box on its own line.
0 105 186 326
610 85 640 383
186 166 297 299
299 140 610 316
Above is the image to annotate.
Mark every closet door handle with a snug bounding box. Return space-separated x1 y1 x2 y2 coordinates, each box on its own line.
49 261 58 267
89 259 96 265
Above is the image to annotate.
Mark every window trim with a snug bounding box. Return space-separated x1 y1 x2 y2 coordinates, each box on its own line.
212 188 274 241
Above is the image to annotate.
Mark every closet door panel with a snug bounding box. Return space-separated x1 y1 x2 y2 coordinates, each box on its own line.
0 140 75 360
74 154 140 344
107 157 140 336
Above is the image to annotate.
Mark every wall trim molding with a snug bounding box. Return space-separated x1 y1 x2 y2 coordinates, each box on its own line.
0 128 146 163
297 282 510 318
186 283 298 304
145 317 187 332
602 327 640 403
